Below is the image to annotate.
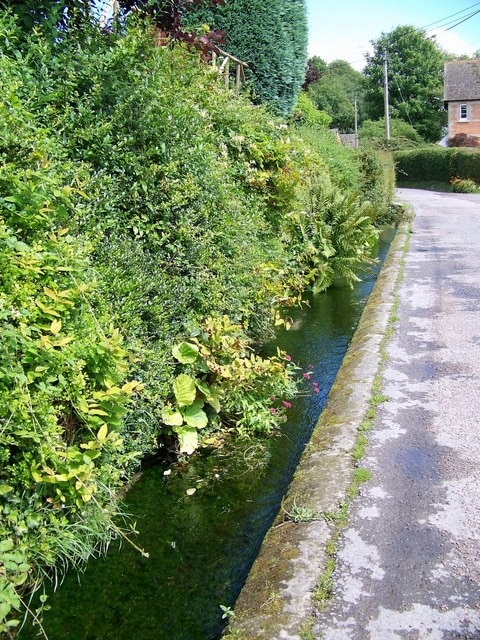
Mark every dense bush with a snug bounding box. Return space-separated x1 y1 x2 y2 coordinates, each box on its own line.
294 124 363 192
0 34 141 634
290 91 332 128
359 118 425 151
447 133 480 148
451 177 478 193
357 149 396 220
395 147 480 185
0 12 394 632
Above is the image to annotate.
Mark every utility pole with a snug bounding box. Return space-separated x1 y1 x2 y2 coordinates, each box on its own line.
354 96 358 148
383 52 391 141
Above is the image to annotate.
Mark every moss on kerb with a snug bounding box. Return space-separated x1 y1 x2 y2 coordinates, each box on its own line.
227 221 412 640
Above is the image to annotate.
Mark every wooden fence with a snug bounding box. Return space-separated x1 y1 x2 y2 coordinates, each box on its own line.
210 49 248 95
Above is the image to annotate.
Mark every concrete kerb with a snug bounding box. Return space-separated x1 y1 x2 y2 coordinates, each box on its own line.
226 220 411 640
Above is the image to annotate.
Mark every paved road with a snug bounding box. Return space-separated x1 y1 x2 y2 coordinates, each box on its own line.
314 189 480 640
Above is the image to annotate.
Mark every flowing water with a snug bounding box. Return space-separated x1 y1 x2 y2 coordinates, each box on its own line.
19 229 395 640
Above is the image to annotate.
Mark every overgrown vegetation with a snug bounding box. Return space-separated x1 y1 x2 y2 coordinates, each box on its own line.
359 118 425 151
0 8 394 634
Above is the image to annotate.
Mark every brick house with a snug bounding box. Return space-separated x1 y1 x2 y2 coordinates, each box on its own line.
444 59 480 142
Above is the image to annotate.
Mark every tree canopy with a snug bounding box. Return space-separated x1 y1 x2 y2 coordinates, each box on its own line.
363 25 446 142
303 55 327 88
307 59 364 132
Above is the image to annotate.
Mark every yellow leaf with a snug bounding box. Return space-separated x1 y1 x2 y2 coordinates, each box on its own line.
39 335 53 349
97 424 108 442
121 380 143 394
36 299 60 317
43 286 59 301
50 319 62 335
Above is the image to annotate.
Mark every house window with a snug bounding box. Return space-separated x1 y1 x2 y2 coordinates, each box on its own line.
459 104 469 120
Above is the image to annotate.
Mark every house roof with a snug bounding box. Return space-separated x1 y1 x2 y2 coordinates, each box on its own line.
444 60 480 101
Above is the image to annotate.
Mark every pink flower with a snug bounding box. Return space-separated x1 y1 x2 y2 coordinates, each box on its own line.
269 407 277 414
303 372 312 380
282 401 292 408
308 364 313 369
313 388 320 394
284 354 292 362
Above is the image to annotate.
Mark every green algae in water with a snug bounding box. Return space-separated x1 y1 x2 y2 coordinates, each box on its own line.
19 229 395 640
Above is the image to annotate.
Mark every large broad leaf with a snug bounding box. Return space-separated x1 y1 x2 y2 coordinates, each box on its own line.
195 380 222 413
173 374 197 407
172 342 199 364
182 404 208 429
174 425 198 455
161 406 184 426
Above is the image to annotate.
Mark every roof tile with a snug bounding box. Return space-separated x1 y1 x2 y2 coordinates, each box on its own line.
444 60 480 101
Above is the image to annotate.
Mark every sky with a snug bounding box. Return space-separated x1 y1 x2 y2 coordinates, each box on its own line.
306 0 480 70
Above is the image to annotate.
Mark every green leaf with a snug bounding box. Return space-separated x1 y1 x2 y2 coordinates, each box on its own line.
172 342 199 364
173 425 198 455
182 404 208 429
195 380 222 413
0 602 12 620
161 406 184 426
0 484 13 496
0 539 14 553
173 374 197 407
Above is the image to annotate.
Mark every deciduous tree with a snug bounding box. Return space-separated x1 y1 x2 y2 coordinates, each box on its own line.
363 25 446 142
308 59 363 132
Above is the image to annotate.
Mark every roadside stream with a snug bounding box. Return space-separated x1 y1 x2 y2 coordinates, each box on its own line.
19 229 395 640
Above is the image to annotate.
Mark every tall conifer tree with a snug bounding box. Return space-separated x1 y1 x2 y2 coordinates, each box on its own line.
189 0 308 115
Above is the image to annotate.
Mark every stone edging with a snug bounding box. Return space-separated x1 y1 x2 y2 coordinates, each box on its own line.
228 220 411 640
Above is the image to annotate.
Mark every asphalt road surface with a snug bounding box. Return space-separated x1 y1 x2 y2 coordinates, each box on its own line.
314 189 480 640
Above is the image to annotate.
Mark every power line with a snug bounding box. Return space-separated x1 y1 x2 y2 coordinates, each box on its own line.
343 3 480 67
419 1 480 30
442 8 480 32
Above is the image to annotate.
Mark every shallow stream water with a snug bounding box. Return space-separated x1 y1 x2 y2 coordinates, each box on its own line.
19 229 395 640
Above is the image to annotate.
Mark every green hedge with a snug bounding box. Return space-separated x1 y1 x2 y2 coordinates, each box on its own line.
395 147 480 184
451 148 480 183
